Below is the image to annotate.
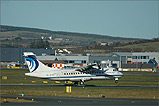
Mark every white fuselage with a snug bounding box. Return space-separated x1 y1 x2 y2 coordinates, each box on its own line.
25 67 123 82
23 52 123 84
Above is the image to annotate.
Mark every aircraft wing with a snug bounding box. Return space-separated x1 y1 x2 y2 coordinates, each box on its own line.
75 64 99 73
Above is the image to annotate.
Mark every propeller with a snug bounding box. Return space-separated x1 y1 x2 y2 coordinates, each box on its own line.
97 64 101 69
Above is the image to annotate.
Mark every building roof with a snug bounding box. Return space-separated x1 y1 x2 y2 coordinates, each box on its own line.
109 52 133 57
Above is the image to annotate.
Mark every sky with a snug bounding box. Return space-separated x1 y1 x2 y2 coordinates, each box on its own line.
1 1 159 39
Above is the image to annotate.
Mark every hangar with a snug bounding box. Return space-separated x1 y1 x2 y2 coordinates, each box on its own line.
0 47 55 67
109 52 159 64
108 52 159 72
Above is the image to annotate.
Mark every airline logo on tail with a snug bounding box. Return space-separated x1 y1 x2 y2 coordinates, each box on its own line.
25 56 39 73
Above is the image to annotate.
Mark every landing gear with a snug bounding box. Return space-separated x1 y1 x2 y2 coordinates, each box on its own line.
115 78 118 83
115 80 118 83
80 79 85 85
80 81 84 85
74 80 85 86
74 81 85 86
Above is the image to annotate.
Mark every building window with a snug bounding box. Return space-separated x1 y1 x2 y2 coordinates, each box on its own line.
146 56 149 59
132 56 137 59
137 56 149 59
64 61 69 63
69 60 74 63
83 60 86 63
143 56 149 59
74 60 82 63
138 56 142 59
143 56 146 59
127 56 131 58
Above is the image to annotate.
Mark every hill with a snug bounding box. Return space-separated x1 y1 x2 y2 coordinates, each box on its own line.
115 42 159 52
0 25 141 48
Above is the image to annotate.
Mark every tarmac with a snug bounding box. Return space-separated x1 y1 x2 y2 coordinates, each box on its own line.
1 95 158 106
1 84 158 89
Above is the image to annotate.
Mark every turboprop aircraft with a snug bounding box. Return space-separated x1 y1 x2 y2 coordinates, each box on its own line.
24 52 123 85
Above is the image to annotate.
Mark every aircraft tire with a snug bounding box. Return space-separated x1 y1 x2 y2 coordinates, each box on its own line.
80 81 84 85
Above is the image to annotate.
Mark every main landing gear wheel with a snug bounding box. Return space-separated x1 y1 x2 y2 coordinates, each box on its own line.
80 81 84 85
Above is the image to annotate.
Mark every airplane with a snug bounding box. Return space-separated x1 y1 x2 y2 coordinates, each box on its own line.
24 52 123 85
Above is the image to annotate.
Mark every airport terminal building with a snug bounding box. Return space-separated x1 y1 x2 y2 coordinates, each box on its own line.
0 47 159 72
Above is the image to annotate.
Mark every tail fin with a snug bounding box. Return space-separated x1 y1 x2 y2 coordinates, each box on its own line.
24 52 52 73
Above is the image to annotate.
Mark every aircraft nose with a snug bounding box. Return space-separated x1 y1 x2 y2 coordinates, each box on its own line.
120 72 124 76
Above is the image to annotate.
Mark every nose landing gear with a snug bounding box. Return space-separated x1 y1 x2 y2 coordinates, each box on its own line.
114 77 118 83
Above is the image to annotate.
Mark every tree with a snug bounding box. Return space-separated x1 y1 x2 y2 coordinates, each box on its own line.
30 39 51 49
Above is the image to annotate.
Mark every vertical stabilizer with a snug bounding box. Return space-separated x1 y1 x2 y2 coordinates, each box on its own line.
24 52 52 73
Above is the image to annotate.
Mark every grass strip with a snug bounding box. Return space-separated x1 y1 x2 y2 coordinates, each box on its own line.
1 87 159 99
1 70 159 86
